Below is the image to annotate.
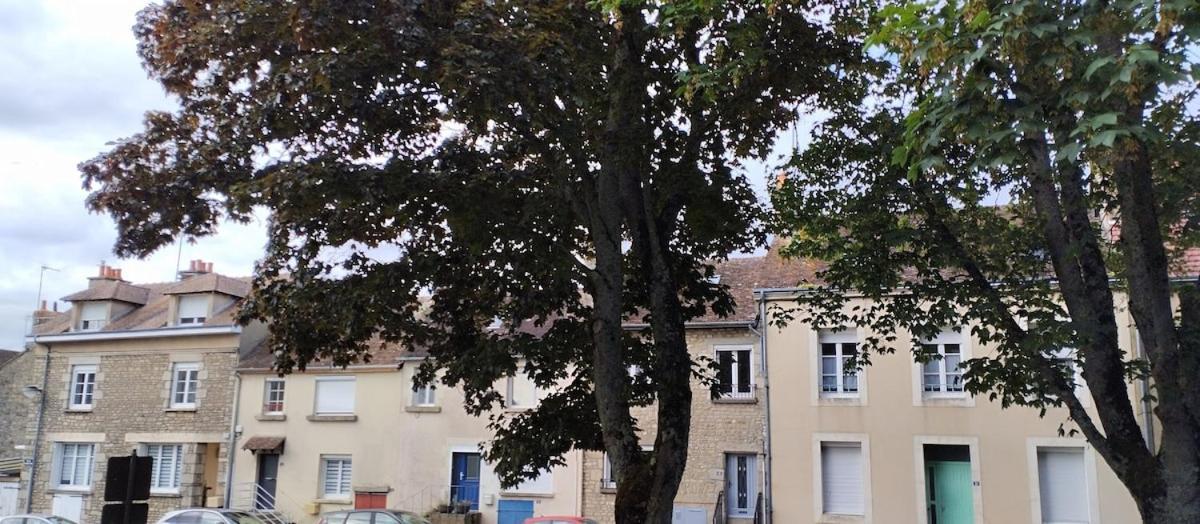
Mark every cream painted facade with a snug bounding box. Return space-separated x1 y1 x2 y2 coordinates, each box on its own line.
762 291 1146 524
231 364 582 524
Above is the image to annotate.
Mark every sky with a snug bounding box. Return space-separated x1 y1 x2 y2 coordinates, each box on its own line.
0 1 811 351
0 0 267 350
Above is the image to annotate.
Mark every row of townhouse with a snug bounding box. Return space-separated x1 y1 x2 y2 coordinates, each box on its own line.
1 248 1167 524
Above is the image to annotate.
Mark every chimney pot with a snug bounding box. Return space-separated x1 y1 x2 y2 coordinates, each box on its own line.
40 300 47 311
206 262 214 273
114 268 123 280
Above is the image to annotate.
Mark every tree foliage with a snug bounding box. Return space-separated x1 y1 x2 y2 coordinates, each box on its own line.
80 1 865 521
775 0 1200 521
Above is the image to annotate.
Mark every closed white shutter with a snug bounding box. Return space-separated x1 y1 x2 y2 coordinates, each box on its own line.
177 295 209 324
821 443 864 515
513 470 554 494
1038 448 1089 523
315 377 356 414
79 302 108 330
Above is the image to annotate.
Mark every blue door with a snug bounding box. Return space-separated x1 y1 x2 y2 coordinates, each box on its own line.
498 499 535 524
450 452 481 510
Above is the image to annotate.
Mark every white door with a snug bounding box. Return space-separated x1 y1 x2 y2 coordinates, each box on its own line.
51 494 83 523
0 482 19 516
671 506 706 524
725 454 759 518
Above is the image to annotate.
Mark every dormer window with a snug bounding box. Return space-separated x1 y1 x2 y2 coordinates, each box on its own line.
177 295 209 325
78 303 108 331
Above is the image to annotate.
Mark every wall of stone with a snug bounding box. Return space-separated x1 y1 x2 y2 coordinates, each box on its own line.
0 351 40 461
580 328 765 523
27 346 238 524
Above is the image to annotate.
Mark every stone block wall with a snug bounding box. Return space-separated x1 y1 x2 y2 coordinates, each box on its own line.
28 349 238 524
580 328 765 523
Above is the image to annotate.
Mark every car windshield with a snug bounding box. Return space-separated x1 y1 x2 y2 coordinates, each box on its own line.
225 512 268 524
390 513 430 524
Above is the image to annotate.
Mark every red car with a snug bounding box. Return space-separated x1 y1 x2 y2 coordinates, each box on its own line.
523 518 599 524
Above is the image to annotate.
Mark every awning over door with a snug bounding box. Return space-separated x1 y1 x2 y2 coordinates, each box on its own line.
242 436 285 454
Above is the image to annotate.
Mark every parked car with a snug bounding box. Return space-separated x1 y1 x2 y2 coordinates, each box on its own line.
319 510 430 524
0 516 77 524
155 509 270 524
523 518 599 524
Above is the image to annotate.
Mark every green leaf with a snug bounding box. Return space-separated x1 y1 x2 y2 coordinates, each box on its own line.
1085 57 1114 79
1091 130 1119 147
1055 142 1083 162
1090 112 1119 128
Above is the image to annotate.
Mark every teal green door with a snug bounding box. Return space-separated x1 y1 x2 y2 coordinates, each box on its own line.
927 461 973 524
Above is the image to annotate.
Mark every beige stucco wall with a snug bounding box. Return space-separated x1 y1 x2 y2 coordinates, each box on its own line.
26 333 243 524
764 295 1144 524
580 327 765 524
231 365 582 524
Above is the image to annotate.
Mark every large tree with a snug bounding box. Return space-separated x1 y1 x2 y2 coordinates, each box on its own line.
775 0 1199 522
81 1 862 521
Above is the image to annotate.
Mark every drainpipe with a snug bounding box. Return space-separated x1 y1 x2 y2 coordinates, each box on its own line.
749 291 773 524
25 343 50 513
1134 335 1156 454
223 371 243 508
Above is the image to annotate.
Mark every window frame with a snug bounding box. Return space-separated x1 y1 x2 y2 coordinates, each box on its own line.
919 330 967 398
54 442 96 490
176 295 209 325
78 302 108 332
170 362 201 409
68 364 97 410
144 443 185 494
715 345 754 400
411 384 436 407
1027 438 1100 524
818 329 860 398
319 455 353 500
263 379 286 415
811 434 871 522
314 376 357 415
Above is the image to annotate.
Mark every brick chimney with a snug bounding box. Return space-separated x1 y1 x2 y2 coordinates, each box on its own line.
179 259 214 280
88 263 126 288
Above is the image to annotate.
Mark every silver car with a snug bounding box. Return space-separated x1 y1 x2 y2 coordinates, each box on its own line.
155 509 271 524
0 516 78 524
319 510 430 524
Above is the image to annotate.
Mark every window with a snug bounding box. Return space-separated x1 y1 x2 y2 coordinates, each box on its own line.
264 379 286 414
716 346 753 399
505 370 538 409
820 442 864 516
177 295 208 325
510 470 554 494
315 377 356 415
320 456 352 499
145 444 184 492
412 384 435 407
78 302 107 331
600 453 617 489
922 330 965 395
1037 447 1090 523
56 443 95 488
69 365 97 409
171 362 200 408
819 330 859 396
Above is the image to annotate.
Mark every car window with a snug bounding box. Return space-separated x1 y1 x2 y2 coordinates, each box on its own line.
392 514 430 524
345 513 372 524
49 517 78 524
166 511 207 524
373 514 400 524
197 513 227 524
225 513 266 524
321 512 350 524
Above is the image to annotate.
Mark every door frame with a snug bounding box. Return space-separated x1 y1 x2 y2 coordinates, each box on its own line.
724 453 759 518
255 453 280 509
448 450 482 510
912 436 982 524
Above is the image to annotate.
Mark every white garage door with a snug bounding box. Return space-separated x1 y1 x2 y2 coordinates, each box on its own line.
672 506 706 524
51 494 83 523
0 482 18 516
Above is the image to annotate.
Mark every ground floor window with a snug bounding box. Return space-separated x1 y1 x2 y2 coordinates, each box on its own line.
321 456 353 499
1037 447 1090 523
820 442 864 516
145 444 184 493
55 443 95 489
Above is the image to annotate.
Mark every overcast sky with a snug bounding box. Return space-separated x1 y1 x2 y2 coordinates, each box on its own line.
0 0 267 350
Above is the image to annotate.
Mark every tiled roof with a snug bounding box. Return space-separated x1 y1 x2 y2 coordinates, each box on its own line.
162 273 251 298
33 275 249 336
0 349 21 370
61 279 151 305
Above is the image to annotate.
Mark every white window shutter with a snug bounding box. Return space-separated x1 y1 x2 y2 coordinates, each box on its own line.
316 378 356 414
177 295 209 323
821 443 864 515
1038 448 1089 523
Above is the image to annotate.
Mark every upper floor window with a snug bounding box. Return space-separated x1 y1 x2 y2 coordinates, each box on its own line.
412 384 436 407
55 443 95 489
69 365 97 410
819 330 859 397
505 368 539 409
170 362 200 409
177 295 208 325
314 376 356 415
78 302 107 331
264 379 286 414
716 346 753 399
922 329 965 396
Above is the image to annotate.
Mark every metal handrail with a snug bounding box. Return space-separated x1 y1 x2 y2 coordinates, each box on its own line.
713 490 726 524
754 492 764 524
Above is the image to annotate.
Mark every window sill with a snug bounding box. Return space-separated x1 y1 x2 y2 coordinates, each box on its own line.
65 408 94 413
256 414 287 421
307 414 358 422
920 395 972 407
499 491 553 499
817 396 864 406
599 486 617 495
713 396 757 405
166 407 198 413
404 406 441 413
150 491 182 498
313 498 353 505
46 487 91 495
817 513 865 524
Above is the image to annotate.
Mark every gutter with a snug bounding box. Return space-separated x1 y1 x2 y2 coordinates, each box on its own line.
25 324 242 344
622 320 753 331
223 371 243 508
25 342 50 513
750 291 773 524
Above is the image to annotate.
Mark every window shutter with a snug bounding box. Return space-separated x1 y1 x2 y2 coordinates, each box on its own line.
821 443 864 515
316 379 356 414
736 350 752 393
178 295 208 323
323 459 339 494
1038 448 1088 523
717 351 733 394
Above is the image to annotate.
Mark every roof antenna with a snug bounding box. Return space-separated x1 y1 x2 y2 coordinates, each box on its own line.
174 237 184 281
35 265 60 312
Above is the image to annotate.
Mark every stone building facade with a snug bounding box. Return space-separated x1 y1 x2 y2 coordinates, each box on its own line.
24 262 264 524
0 348 47 514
